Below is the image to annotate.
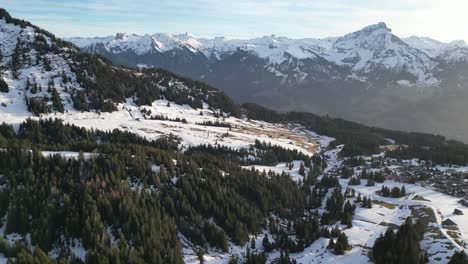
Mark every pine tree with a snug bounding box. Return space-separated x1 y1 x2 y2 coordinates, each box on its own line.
61 71 69 84
366 175 375 186
328 238 335 249
299 162 305 176
25 77 31 90
51 88 64 113
12 38 22 79
331 226 341 238
0 78 8 93
391 187 401 198
360 168 367 178
196 248 205 264
262 235 272 252
47 78 54 93
334 233 350 255
31 82 38 94
449 251 468 264
43 56 52 71
229 256 238 264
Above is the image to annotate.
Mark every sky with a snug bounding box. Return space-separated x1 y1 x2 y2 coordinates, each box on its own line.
1 0 467 42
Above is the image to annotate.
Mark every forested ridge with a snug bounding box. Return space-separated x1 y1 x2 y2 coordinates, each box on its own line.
1 119 463 263
242 103 468 165
0 119 337 263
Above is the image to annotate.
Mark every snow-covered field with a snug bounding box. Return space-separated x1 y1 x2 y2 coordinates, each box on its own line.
242 160 307 183
0 96 321 157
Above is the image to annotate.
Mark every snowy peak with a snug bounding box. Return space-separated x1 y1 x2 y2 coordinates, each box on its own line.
106 33 157 54
333 22 392 50
114 32 129 40
68 32 205 55
324 23 435 83
447 39 468 48
403 36 468 62
402 36 444 58
342 22 389 40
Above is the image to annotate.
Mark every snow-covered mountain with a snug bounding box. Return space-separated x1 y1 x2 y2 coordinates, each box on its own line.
323 23 436 84
67 23 468 143
68 22 468 86
403 36 468 63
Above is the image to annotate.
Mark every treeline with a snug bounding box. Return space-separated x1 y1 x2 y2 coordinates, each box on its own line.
185 140 323 167
196 120 232 128
379 185 407 198
372 218 426 264
0 118 179 152
387 143 468 166
242 103 468 165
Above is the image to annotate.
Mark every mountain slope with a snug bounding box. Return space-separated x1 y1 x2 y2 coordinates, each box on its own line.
0 9 238 118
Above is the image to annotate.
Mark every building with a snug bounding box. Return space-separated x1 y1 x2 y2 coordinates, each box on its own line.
442 218 457 226
453 209 464 215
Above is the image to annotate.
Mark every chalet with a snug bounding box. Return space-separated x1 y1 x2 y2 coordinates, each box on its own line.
453 209 464 215
442 218 457 226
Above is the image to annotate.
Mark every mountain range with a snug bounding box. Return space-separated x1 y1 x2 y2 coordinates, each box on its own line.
67 23 468 142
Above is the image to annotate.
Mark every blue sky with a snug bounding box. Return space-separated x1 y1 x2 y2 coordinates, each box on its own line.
1 0 467 42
